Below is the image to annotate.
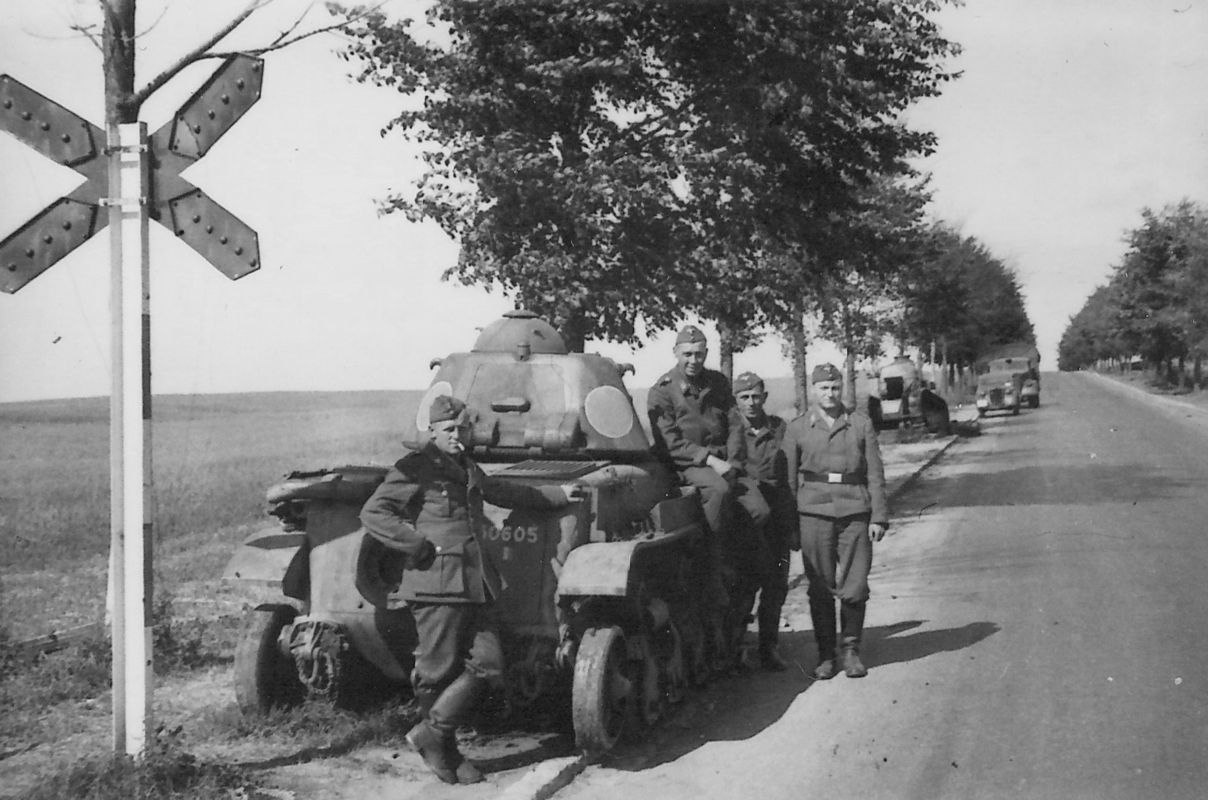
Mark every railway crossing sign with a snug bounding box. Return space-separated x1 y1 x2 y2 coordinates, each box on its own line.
0 55 267 757
0 54 264 293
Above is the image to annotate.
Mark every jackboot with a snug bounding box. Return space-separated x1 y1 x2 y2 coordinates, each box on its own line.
428 671 487 784
840 601 868 678
809 597 838 680
405 719 458 784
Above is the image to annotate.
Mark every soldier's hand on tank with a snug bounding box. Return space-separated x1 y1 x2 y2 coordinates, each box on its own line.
869 523 888 542
407 539 437 571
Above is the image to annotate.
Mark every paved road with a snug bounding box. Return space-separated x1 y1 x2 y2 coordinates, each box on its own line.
558 372 1208 800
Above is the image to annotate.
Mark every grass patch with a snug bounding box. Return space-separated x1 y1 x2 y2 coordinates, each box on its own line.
12 726 263 800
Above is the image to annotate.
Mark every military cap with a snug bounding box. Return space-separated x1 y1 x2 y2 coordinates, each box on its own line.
427 395 466 425
675 325 707 346
811 363 843 384
732 371 765 394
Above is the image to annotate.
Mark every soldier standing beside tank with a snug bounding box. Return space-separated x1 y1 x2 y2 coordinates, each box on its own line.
360 395 573 785
727 371 793 671
783 364 888 679
647 326 767 602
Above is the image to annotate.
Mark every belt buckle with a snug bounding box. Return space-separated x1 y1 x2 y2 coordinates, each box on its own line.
827 472 843 484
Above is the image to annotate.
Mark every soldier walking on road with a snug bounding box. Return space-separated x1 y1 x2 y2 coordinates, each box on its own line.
727 371 793 671
783 364 888 679
647 326 767 603
360 395 573 784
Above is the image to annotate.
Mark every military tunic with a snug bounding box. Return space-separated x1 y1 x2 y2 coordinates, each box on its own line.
360 442 567 689
728 409 794 645
646 364 735 534
782 405 887 604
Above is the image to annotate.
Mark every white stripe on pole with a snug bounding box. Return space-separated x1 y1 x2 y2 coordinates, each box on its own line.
109 121 152 756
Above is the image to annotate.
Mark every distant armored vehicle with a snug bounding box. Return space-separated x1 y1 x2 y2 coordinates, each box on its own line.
225 310 738 753
871 356 950 434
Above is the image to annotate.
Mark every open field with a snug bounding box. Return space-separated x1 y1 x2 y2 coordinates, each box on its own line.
0 390 424 641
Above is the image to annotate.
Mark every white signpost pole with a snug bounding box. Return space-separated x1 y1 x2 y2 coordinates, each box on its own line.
108 121 153 756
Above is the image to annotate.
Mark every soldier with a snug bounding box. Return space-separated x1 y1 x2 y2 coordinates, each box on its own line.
783 364 888 679
647 325 767 603
727 371 793 671
360 395 574 784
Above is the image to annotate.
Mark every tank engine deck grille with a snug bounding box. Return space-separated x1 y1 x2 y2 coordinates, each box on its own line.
496 460 606 479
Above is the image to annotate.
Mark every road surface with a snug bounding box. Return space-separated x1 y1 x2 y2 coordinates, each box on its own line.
557 372 1208 800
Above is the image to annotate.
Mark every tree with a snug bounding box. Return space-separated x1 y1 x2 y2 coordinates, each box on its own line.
1058 284 1123 370
340 1 959 354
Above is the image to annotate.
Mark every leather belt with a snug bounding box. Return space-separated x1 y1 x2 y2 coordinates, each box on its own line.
799 470 864 486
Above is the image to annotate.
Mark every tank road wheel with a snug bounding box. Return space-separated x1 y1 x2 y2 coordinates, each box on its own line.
573 626 635 754
235 605 304 715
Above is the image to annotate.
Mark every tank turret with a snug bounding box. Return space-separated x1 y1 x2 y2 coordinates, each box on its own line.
405 309 651 460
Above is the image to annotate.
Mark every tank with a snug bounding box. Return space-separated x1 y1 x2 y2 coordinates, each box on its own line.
224 310 731 753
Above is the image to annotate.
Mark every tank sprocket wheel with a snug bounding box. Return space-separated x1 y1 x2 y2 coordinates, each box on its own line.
572 626 635 754
234 605 304 715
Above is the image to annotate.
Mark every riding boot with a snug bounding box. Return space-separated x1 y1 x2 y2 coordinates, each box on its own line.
809 597 838 680
428 671 487 784
840 601 868 678
757 590 787 671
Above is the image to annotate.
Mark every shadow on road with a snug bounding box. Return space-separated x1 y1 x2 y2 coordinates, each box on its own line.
602 617 998 771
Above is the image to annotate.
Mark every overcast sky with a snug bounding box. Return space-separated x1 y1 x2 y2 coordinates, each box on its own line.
2 0 1206 403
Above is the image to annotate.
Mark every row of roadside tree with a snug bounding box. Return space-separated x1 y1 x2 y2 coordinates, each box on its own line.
336 1 1034 407
1058 200 1208 387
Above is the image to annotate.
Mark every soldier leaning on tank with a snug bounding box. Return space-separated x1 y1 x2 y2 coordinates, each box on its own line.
726 371 794 672
647 325 769 601
359 395 575 785
782 363 888 680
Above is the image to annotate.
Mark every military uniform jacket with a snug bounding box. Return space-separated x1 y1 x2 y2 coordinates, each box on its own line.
647 365 734 468
727 409 790 489
782 405 887 524
360 443 567 603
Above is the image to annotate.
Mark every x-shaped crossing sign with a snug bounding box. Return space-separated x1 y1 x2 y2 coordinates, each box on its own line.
1 55 264 294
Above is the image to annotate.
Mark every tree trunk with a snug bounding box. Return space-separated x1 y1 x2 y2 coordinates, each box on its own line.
841 306 857 409
557 309 588 353
102 0 139 125
788 299 808 414
716 319 735 383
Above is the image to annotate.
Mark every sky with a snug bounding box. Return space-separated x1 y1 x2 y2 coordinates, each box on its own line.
1 0 1206 403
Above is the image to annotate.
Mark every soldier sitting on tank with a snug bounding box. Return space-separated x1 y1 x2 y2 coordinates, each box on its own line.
360 395 575 785
727 371 794 672
647 325 769 604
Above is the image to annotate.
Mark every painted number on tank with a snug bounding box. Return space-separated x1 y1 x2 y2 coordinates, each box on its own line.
489 524 539 543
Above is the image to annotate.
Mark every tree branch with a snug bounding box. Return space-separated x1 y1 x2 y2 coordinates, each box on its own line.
130 0 270 109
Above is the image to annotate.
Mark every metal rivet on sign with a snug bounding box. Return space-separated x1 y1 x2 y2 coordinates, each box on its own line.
207 110 215 119
205 225 214 234
20 111 31 120
192 215 201 224
176 229 184 236
6 264 16 272
221 94 230 104
251 62 261 73
39 121 49 131
234 246 243 255
192 124 202 133
62 220 72 230
42 235 53 244
24 248 35 258
219 235 228 244
249 258 258 267
61 133 71 143
236 79 245 90
2 99 11 109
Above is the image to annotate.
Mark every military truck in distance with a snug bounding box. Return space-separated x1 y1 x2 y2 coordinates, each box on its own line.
976 343 1041 410
224 310 733 754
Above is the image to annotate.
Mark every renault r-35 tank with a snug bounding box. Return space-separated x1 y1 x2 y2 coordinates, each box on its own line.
225 310 728 754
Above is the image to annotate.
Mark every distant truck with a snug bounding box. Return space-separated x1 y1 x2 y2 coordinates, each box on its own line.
975 343 1041 411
